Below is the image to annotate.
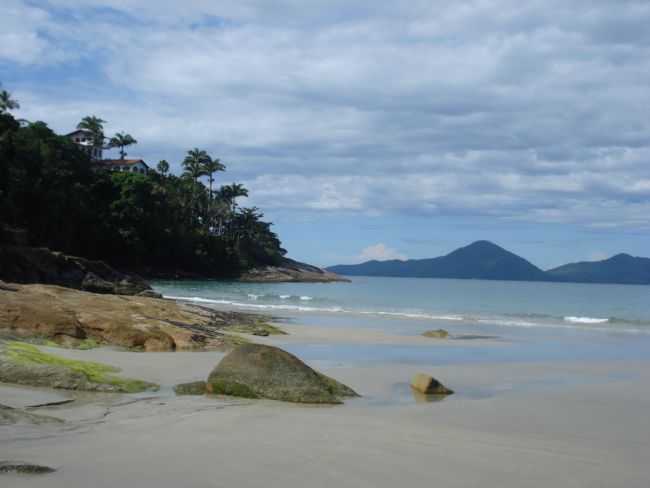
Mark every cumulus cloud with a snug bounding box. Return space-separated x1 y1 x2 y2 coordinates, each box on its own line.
359 243 407 262
3 0 650 230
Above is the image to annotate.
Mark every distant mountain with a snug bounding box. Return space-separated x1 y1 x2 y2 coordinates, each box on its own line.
328 242 650 285
546 253 650 285
328 241 548 282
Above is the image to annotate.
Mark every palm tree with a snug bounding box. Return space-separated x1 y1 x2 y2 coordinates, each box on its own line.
202 157 226 202
0 88 20 113
77 116 106 147
182 148 210 223
157 160 170 176
109 132 137 159
219 183 249 213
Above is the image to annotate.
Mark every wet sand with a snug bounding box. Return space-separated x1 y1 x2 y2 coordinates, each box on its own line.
2 328 650 487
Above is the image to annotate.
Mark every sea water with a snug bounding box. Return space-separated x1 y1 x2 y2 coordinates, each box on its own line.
153 276 650 365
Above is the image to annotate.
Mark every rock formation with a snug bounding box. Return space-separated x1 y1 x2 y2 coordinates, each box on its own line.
207 344 358 403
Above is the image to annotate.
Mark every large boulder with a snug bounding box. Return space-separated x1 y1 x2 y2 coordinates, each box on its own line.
207 344 358 404
410 373 454 395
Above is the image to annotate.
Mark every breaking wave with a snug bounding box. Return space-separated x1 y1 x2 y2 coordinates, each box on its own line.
162 295 650 334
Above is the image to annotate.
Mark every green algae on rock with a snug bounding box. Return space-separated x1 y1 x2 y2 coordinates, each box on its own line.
0 342 157 393
207 344 358 404
174 381 207 395
223 322 286 336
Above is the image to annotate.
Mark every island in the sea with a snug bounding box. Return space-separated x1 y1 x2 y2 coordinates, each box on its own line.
328 240 650 285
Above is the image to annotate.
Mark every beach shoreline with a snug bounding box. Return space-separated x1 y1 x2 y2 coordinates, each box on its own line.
2 300 650 487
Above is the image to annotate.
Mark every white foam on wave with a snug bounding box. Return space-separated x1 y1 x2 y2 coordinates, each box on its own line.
564 316 609 324
279 295 291 299
247 294 260 300
299 296 313 301
164 295 342 314
162 295 649 334
360 311 465 321
478 319 541 328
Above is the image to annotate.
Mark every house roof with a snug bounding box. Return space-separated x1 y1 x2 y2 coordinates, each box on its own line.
100 159 150 168
66 129 94 137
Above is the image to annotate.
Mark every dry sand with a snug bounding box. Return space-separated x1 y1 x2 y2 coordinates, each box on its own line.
2 328 650 487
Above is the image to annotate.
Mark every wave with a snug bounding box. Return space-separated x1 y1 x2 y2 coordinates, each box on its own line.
163 295 650 334
564 316 609 324
359 311 465 321
164 295 464 321
164 295 344 314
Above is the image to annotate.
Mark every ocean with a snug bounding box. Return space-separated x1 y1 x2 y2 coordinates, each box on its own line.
153 276 650 365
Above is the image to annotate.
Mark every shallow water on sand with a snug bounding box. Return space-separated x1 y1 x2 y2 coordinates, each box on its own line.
154 277 650 368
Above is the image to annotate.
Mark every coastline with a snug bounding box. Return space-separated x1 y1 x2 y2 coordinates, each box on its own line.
2 296 650 487
0 322 650 488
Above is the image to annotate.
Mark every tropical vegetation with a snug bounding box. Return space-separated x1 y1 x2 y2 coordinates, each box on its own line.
0 85 286 277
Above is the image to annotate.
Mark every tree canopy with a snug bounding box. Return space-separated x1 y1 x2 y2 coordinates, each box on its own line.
0 87 286 277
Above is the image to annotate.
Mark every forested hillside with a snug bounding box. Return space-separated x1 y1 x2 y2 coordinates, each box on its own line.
0 86 286 277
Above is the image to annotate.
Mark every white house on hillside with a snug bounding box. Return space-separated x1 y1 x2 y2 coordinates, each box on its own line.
66 129 103 160
99 159 151 174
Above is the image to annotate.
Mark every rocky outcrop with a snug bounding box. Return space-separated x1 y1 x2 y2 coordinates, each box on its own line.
0 342 157 393
239 258 350 283
0 283 272 351
206 344 358 404
410 373 454 395
0 245 151 295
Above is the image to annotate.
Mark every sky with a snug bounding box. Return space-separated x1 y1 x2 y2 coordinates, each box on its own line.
2 0 650 269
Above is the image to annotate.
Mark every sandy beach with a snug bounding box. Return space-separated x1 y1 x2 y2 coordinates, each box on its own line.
2 318 650 488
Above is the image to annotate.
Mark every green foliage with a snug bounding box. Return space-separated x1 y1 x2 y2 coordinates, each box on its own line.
6 342 156 393
76 115 106 146
0 85 20 113
0 104 286 277
109 132 137 159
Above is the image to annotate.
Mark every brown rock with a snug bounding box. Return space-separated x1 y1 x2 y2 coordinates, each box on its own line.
410 373 454 395
0 284 228 350
422 329 449 339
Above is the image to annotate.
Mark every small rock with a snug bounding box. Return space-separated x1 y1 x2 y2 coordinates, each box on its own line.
410 373 454 395
174 381 207 395
0 461 56 475
422 329 449 339
252 329 270 337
